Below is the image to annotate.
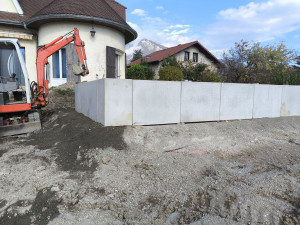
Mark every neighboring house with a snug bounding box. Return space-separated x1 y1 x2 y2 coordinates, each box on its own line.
127 41 223 79
0 0 137 87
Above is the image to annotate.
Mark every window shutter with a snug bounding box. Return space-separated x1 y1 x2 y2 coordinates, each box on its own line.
106 46 116 78
125 53 127 79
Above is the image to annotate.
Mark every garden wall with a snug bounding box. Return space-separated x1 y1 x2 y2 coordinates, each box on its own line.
75 79 300 126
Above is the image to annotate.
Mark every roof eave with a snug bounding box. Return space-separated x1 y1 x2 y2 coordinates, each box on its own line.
0 19 23 26
193 42 223 66
25 14 137 43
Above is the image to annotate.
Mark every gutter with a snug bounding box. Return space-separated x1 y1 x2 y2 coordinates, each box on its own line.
0 20 39 48
23 22 38 47
0 19 23 26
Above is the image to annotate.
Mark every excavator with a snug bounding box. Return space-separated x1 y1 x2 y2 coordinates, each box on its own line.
0 28 89 137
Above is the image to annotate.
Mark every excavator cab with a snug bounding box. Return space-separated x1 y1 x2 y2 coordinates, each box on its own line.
0 39 30 106
0 39 39 137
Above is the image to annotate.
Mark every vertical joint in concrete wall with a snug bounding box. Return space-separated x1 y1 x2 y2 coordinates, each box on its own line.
252 84 257 119
179 81 183 122
218 83 223 121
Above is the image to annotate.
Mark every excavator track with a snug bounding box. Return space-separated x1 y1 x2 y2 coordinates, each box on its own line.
0 111 41 138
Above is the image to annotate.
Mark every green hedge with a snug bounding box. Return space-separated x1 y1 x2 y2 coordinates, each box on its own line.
159 66 184 81
127 64 154 80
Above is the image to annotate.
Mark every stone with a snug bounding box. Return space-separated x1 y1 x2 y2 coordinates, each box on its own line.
102 156 111 164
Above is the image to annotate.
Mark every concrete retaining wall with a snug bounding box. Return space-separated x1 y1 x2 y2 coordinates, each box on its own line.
75 79 300 126
281 85 300 116
133 80 181 125
181 82 221 122
253 84 282 119
75 79 132 126
220 83 254 121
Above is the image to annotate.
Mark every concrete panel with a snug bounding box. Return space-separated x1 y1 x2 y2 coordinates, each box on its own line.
104 79 133 126
220 83 255 120
281 85 300 116
75 83 80 112
133 80 181 125
75 81 99 122
181 82 221 122
253 84 283 118
96 80 105 125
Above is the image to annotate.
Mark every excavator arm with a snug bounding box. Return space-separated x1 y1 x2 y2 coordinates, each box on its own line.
33 28 89 108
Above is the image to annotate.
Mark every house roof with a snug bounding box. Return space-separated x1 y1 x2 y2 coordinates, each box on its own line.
0 0 137 43
128 41 223 67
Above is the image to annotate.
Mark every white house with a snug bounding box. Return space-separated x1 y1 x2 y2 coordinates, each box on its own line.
0 0 137 86
128 41 223 79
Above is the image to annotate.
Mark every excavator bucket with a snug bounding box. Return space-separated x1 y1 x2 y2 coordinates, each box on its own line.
72 64 85 76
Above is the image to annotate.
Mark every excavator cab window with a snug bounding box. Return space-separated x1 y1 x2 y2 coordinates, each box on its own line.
0 41 26 105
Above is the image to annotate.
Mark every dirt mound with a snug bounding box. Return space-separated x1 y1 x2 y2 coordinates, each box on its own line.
0 110 299 225
26 108 126 172
47 83 76 109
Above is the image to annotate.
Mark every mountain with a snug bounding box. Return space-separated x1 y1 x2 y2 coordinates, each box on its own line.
126 39 167 64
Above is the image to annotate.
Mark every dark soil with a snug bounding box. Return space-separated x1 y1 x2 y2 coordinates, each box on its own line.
25 108 126 173
0 149 7 157
46 83 76 109
0 187 59 225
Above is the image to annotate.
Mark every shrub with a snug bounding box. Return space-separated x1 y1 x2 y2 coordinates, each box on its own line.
127 64 154 80
180 62 208 81
159 66 184 81
201 71 223 82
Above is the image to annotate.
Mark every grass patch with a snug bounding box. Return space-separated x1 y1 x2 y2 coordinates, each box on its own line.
53 88 74 95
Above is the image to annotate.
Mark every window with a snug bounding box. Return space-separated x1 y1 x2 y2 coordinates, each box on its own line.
184 51 190 61
0 45 25 86
106 46 123 79
193 53 198 63
49 49 67 86
52 49 66 79
115 51 122 79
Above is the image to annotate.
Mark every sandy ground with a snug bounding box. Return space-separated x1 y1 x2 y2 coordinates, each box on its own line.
0 87 299 224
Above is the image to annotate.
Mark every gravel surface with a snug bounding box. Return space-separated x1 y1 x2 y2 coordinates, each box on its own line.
0 108 299 225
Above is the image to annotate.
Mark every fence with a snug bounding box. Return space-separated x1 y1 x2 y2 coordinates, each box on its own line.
75 79 300 126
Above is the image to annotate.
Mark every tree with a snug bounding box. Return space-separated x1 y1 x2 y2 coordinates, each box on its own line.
126 64 154 80
222 40 298 84
293 56 300 69
159 66 183 81
131 49 143 62
161 55 180 68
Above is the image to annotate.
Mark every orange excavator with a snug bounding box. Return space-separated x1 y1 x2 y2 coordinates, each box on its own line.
0 28 89 137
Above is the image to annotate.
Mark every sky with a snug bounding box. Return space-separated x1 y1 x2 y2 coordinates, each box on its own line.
118 0 300 58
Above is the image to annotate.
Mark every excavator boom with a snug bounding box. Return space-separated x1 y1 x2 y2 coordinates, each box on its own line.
33 28 89 108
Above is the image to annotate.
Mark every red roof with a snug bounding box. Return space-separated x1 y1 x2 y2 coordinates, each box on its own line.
128 41 223 67
0 0 137 43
